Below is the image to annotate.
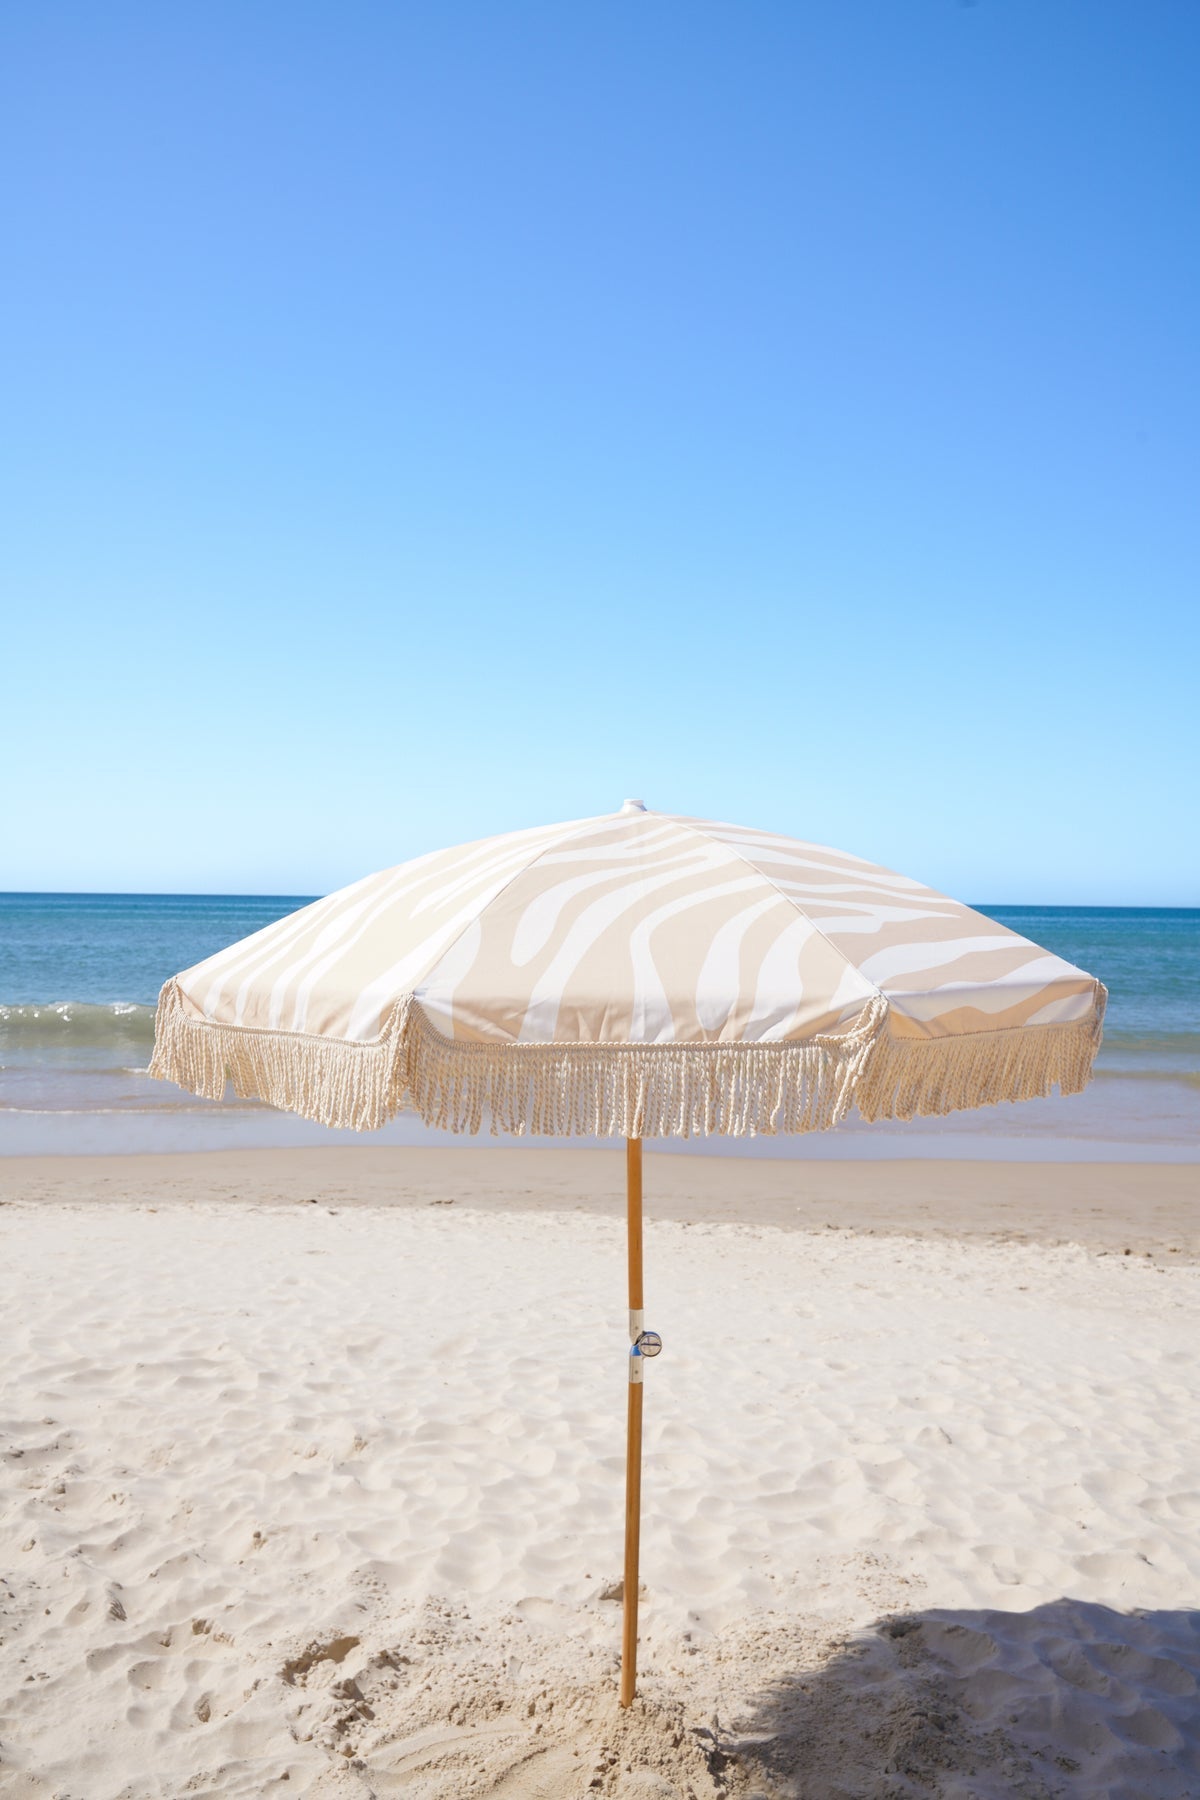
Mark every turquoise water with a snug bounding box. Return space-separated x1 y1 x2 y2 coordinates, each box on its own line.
0 893 310 1009
1 893 1197 1157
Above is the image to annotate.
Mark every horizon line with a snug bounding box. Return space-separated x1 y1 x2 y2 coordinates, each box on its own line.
1 891 1196 912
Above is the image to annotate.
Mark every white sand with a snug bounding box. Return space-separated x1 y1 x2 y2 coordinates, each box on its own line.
2 1191 1199 1798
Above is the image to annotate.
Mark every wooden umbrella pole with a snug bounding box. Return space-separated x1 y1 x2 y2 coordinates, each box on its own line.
620 1135 645 1708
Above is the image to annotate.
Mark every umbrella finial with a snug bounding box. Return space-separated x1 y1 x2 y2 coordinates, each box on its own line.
620 798 647 814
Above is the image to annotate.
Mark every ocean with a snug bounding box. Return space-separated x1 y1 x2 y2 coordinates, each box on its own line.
1 894 1197 1159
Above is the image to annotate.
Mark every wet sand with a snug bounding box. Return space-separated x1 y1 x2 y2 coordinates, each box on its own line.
2 1145 1196 1260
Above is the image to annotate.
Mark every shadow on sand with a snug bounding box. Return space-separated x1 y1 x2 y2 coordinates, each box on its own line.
713 1597 1200 1799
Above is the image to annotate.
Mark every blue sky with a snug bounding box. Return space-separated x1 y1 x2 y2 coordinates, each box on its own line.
2 3 1196 903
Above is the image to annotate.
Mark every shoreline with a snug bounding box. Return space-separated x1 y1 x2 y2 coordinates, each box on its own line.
2 1144 1196 1261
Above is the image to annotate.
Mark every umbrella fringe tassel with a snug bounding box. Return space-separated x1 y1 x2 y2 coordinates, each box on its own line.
855 984 1106 1124
148 979 1106 1138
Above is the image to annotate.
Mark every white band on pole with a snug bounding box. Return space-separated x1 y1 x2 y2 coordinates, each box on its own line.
629 1351 644 1383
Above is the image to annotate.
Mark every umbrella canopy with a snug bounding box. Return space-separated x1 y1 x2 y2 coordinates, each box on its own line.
151 801 1105 1136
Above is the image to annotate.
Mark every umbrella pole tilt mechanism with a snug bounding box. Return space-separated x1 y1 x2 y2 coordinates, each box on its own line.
621 1136 662 1707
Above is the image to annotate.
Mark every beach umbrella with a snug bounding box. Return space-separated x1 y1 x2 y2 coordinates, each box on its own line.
150 801 1105 1705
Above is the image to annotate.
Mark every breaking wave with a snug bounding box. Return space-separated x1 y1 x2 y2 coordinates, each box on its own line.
0 1001 157 1053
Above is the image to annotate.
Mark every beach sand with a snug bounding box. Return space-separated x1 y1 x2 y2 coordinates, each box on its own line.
2 1150 1198 1797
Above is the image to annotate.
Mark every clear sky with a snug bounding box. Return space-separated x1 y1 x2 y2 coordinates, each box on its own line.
2 3 1196 903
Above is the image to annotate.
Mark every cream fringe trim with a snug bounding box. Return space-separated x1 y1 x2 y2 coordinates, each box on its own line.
855 985 1107 1125
148 980 1106 1139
